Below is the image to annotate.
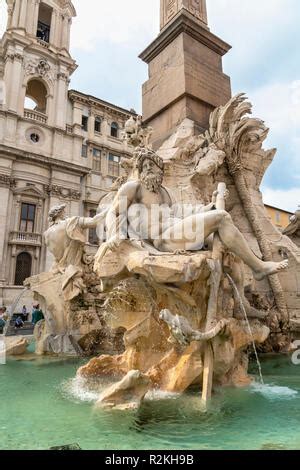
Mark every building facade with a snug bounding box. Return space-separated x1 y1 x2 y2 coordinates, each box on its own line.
264 205 293 231
0 0 136 307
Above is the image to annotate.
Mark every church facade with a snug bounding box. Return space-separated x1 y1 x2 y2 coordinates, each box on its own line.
0 0 136 307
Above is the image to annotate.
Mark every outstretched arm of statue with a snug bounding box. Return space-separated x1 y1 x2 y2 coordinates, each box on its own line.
79 211 109 229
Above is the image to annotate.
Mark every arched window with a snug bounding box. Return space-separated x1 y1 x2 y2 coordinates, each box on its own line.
36 3 53 43
24 79 48 114
15 252 32 286
111 122 119 138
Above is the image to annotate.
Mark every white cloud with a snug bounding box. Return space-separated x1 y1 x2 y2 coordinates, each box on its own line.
250 80 300 136
0 0 299 191
71 0 160 51
262 187 300 213
0 1 7 38
207 0 299 67
249 80 300 182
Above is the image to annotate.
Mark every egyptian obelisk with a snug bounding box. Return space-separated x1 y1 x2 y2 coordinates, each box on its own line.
140 0 232 148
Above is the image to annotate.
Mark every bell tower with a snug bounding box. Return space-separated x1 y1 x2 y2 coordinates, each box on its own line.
140 0 232 148
2 0 77 128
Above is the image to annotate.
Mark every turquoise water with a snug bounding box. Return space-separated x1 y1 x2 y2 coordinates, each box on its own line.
0 353 300 450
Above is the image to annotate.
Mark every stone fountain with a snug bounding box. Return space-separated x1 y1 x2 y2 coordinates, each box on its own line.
26 94 300 409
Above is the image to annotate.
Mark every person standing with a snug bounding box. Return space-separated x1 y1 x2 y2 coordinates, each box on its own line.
32 304 44 325
0 308 6 333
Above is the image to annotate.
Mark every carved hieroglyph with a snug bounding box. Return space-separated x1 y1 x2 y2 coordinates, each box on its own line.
160 0 208 29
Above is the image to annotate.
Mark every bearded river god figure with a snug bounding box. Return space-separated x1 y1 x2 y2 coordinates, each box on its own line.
94 148 288 281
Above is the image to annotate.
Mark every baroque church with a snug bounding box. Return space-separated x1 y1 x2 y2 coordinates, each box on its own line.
0 0 136 306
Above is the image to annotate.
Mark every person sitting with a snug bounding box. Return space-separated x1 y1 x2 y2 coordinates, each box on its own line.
22 305 28 322
0 311 6 333
32 304 44 325
14 316 24 329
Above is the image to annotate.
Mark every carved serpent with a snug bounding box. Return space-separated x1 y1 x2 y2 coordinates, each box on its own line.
159 309 230 346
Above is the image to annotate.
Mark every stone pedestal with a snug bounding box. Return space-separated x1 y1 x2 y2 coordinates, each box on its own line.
140 9 232 148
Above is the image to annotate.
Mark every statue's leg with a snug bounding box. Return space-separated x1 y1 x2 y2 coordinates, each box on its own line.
214 210 288 280
155 213 206 252
157 210 288 280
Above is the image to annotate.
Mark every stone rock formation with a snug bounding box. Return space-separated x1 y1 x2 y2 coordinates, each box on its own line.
95 370 151 410
4 336 28 356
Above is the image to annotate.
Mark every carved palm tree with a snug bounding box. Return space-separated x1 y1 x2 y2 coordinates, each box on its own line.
207 93 288 325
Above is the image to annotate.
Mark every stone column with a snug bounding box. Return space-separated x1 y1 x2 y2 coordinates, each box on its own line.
49 10 57 45
55 72 69 128
19 0 28 29
7 53 24 113
61 14 69 50
7 3 14 29
25 0 35 34
11 0 21 29
55 13 62 48
72 102 83 135
0 185 12 282
35 199 43 234
13 196 22 232
3 53 14 106
32 0 40 36
102 118 110 136
88 111 95 141
66 18 72 51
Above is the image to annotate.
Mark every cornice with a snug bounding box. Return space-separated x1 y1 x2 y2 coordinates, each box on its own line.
139 9 231 63
0 144 90 176
68 90 137 118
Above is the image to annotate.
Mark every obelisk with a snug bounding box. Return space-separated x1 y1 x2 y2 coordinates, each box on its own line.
140 0 232 148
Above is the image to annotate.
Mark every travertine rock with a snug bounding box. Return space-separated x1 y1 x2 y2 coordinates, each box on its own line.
4 336 28 356
95 370 151 410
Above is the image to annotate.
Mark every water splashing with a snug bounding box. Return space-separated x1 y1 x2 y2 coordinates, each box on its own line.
251 382 297 400
4 287 28 336
226 274 264 385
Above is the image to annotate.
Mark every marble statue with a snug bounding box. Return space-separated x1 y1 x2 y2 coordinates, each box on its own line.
25 204 109 355
95 147 288 282
44 203 106 301
283 208 300 246
159 309 229 346
25 95 298 409
78 98 296 408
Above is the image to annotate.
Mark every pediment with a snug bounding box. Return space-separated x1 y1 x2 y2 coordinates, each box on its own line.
53 0 76 16
13 185 45 199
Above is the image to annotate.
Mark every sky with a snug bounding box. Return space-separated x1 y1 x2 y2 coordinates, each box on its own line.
0 0 299 212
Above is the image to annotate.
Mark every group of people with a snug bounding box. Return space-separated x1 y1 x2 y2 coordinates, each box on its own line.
0 307 7 333
0 304 44 332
